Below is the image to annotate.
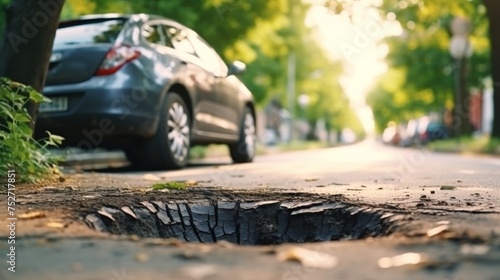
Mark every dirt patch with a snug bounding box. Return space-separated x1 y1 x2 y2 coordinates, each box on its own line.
2 172 495 245
1 173 402 242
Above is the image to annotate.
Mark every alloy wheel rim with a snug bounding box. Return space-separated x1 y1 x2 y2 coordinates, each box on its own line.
167 102 190 162
244 113 256 157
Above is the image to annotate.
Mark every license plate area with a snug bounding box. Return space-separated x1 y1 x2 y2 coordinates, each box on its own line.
39 96 68 113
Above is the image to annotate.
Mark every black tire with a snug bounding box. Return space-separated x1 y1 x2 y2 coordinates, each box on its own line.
126 92 191 170
124 147 144 167
229 107 256 163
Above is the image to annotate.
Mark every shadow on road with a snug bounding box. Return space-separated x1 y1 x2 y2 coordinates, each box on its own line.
67 159 233 174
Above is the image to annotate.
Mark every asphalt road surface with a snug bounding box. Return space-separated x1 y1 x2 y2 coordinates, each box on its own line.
3 139 500 280
106 139 500 212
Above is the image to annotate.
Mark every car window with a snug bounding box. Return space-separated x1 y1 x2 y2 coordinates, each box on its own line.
54 19 125 45
189 35 228 76
427 122 444 130
165 27 196 56
142 24 173 48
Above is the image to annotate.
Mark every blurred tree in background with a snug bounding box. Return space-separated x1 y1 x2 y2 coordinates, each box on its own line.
366 0 491 133
483 0 500 138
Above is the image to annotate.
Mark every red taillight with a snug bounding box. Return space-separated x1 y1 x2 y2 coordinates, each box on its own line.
95 45 140 76
421 132 428 140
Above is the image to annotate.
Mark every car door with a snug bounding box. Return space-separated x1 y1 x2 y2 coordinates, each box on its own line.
165 26 230 139
188 34 240 137
163 25 217 138
142 21 220 135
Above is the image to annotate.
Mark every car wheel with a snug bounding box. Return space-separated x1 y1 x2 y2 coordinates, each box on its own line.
229 107 256 163
127 92 191 170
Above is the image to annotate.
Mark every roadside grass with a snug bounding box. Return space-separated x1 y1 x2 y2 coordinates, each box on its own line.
427 135 500 155
0 77 64 183
275 140 331 152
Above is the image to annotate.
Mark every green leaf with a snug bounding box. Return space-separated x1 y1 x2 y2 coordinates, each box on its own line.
152 181 187 190
43 131 64 147
0 104 14 120
1 91 15 103
30 89 50 104
13 112 31 123
17 123 33 136
46 131 64 145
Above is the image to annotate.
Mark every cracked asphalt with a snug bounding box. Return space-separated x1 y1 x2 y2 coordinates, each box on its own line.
1 139 500 279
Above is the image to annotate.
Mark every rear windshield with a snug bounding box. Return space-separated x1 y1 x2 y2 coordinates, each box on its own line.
54 19 126 46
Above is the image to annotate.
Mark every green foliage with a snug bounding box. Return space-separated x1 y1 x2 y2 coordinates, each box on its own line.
0 0 10 37
152 181 187 190
0 77 63 183
427 135 500 154
62 0 288 58
367 0 491 132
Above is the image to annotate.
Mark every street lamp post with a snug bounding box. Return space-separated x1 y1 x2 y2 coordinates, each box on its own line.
298 94 310 119
287 52 296 122
449 17 473 137
297 93 310 140
286 52 296 143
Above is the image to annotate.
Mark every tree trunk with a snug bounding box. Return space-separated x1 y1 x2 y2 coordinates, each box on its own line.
483 0 500 138
0 0 65 129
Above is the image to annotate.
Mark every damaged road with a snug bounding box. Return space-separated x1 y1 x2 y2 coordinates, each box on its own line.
1 140 500 279
87 197 396 244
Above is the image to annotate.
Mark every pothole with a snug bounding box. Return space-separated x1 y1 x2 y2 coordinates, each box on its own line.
85 199 401 245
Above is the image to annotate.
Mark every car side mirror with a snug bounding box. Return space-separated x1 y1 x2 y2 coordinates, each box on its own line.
228 61 246 76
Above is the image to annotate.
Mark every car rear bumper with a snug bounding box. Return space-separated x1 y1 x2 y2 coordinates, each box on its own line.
34 82 163 148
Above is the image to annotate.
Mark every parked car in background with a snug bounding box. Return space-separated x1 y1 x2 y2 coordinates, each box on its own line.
395 118 421 147
398 116 448 146
417 117 449 144
382 122 401 145
34 13 257 170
